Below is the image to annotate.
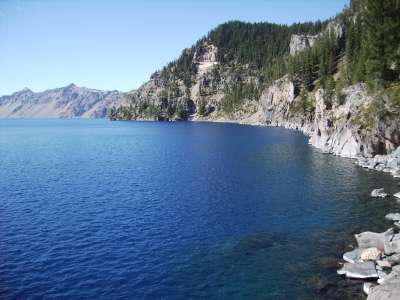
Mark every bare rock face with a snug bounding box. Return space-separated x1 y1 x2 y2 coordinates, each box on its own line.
289 34 318 56
0 84 124 118
309 83 374 158
257 77 399 160
367 266 400 300
259 76 296 124
193 43 218 74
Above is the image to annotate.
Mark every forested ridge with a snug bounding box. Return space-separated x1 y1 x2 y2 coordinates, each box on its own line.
111 0 400 122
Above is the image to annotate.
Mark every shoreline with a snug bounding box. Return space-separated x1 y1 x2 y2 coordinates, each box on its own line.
191 115 400 179
195 116 400 299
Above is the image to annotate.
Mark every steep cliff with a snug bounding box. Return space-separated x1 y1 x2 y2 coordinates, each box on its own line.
0 84 124 118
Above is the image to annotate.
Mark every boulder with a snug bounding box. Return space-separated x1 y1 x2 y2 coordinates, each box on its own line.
385 213 400 222
360 247 382 261
386 253 400 265
337 261 378 279
343 248 362 263
355 229 394 251
371 188 388 198
363 282 377 295
384 234 400 255
377 259 393 268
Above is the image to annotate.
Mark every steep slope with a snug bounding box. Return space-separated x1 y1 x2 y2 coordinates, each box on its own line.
111 21 326 121
0 84 124 118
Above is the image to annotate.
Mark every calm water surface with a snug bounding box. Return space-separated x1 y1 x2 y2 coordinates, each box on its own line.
0 119 399 299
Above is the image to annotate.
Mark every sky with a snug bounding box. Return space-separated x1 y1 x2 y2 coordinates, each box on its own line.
0 0 349 96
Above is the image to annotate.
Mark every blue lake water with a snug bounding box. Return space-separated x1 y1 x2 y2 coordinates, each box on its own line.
0 119 399 299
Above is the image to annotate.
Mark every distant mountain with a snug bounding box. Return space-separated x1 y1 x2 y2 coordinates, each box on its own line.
0 84 125 118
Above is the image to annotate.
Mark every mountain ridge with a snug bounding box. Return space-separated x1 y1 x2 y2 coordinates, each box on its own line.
0 84 126 118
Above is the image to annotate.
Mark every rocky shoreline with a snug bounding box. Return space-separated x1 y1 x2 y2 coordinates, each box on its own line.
337 197 400 299
193 117 400 299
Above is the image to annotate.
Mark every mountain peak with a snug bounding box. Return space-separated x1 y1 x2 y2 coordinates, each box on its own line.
21 87 32 93
66 83 77 89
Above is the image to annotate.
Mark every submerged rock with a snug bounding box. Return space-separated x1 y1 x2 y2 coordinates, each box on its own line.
371 188 388 198
337 261 378 279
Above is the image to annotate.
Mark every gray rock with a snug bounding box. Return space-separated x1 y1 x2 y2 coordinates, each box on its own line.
371 188 388 198
364 282 377 295
343 248 362 263
384 234 400 255
337 261 378 279
385 213 400 221
377 259 393 268
368 266 400 300
355 229 394 251
386 253 400 265
289 34 317 56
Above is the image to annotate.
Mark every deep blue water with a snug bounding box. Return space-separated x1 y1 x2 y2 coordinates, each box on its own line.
0 119 399 300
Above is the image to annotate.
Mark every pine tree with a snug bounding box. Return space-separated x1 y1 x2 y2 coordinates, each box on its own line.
383 0 400 80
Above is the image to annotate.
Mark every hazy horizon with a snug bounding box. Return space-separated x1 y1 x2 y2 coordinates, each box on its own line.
0 0 349 96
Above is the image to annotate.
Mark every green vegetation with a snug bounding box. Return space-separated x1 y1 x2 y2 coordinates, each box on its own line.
220 80 260 114
113 0 399 121
290 89 315 115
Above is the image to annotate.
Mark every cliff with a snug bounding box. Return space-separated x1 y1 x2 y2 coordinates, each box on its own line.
0 84 124 118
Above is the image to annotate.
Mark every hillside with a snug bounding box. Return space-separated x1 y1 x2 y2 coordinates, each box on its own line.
112 0 400 161
0 84 124 118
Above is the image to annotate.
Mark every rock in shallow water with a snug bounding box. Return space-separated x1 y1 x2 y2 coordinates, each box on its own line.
337 261 378 279
385 213 400 222
371 188 388 198
363 282 377 295
355 229 394 251
343 248 362 263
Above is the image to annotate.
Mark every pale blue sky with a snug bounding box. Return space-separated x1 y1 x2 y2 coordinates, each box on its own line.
0 0 349 96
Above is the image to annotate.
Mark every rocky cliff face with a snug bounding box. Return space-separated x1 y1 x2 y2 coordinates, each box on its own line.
116 42 261 121
0 84 124 118
289 34 318 56
258 76 399 160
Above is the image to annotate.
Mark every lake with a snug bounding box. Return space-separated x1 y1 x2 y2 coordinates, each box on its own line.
0 119 399 299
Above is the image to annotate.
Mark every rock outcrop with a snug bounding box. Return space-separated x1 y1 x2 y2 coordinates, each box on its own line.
256 77 400 176
0 84 125 118
289 34 318 56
